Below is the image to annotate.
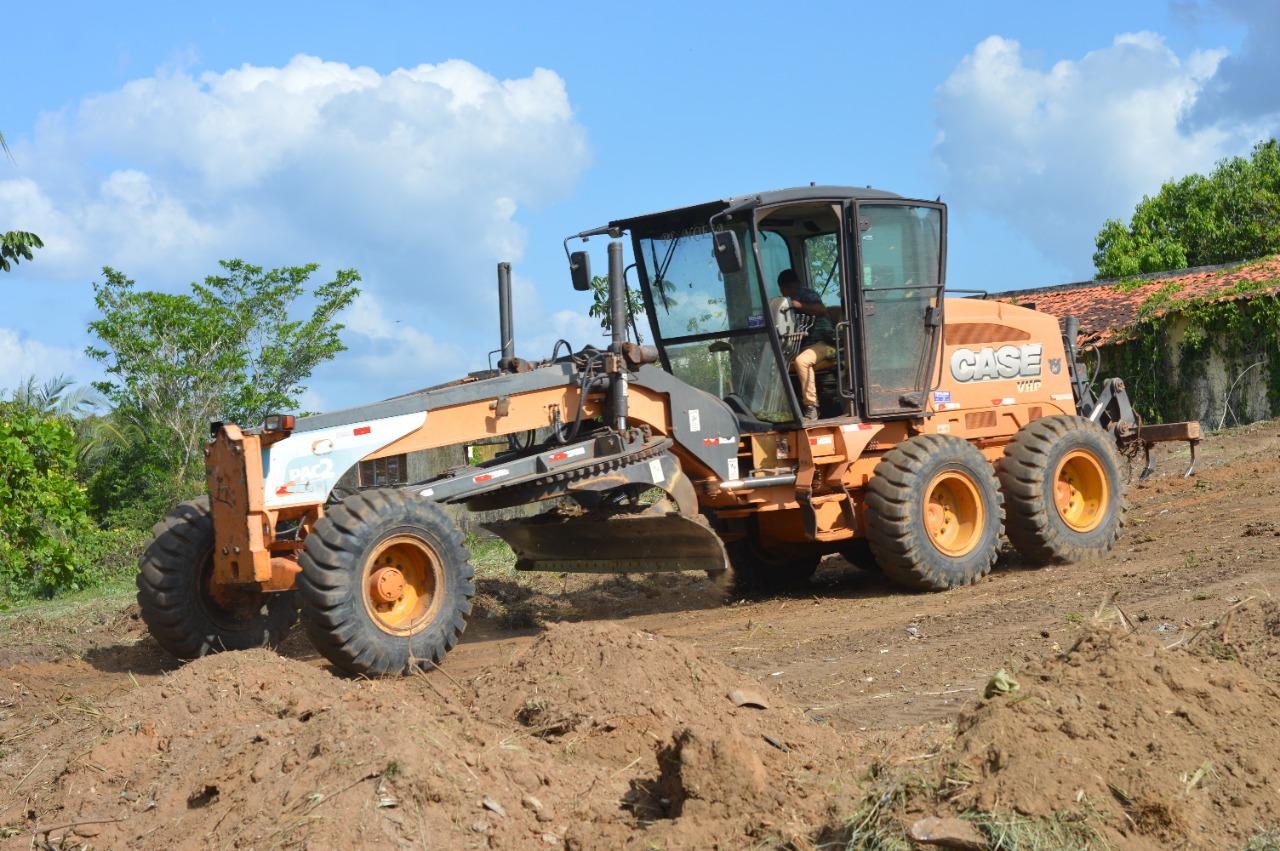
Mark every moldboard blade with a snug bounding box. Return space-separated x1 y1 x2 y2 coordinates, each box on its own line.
484 510 728 574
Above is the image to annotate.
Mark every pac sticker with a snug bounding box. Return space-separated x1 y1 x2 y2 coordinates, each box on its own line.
688 409 701 433
649 458 664 484
726 458 739 480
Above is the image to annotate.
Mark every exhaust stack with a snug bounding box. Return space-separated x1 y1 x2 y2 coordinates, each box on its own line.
1061 315 1092 412
497 261 515 371
607 241 628 431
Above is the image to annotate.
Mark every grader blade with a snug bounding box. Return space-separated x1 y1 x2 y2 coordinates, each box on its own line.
484 510 728 574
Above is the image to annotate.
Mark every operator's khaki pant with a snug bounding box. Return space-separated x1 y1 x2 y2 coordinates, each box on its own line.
793 343 836 407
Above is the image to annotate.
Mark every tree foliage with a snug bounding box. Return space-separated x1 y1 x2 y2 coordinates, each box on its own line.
85 260 360 493
1094 138 1280 278
0 129 45 273
0 402 102 597
805 233 841 300
8 374 100 419
587 274 645 342
0 230 43 272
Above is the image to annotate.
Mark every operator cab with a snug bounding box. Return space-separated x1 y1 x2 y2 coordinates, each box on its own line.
572 186 947 429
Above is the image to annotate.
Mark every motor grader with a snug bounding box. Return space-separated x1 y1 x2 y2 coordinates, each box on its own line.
138 185 1200 676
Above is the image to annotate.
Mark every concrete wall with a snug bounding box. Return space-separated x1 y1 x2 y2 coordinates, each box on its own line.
1101 314 1275 428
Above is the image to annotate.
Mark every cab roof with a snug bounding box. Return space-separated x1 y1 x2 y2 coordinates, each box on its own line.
607 185 904 236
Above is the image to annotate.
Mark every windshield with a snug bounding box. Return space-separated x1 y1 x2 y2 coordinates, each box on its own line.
641 226 764 337
637 226 795 423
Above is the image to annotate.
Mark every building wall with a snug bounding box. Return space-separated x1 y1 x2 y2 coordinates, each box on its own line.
1100 313 1277 428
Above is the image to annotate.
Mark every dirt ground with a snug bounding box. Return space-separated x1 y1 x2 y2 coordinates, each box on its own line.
1 420 1278 849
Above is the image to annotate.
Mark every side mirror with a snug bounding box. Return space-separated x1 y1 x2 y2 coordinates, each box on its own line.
713 231 742 275
570 250 592 291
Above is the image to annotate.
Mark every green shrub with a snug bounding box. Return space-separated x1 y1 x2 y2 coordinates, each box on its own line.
0 402 128 599
86 437 201 531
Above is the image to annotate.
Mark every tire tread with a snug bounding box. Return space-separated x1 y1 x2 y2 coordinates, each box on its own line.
864 435 1004 592
997 415 1126 565
297 489 475 676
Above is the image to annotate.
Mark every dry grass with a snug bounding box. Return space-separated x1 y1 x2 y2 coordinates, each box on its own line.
966 809 1108 850
1245 828 1280 851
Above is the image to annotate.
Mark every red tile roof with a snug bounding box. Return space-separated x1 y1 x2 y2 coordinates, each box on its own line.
994 254 1280 348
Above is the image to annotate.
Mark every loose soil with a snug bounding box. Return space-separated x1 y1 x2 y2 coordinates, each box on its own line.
938 603 1280 849
1 420 1278 849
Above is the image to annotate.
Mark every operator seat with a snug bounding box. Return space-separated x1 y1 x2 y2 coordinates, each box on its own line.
787 304 846 418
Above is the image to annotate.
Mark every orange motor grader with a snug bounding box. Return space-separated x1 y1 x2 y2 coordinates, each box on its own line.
137 186 1199 676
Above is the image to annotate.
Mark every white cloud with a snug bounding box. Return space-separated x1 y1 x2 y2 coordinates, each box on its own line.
0 329 85 391
526 309 610 358
341 291 469 386
1183 0 1280 129
0 54 591 404
933 31 1267 275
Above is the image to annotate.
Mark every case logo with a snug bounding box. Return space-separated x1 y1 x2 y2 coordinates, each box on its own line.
950 344 1043 383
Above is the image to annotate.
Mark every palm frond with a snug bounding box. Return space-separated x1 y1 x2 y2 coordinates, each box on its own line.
6 373 102 417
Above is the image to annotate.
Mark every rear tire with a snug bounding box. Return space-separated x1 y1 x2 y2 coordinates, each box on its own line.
298 489 475 676
137 497 298 660
724 531 819 596
865 435 1003 591
997 415 1125 565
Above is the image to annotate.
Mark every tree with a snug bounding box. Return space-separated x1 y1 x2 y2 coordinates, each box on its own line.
0 130 44 272
0 401 103 597
85 260 360 491
1093 138 1280 278
805 233 841 300
5 374 111 471
7 374 99 418
587 274 645 342
0 231 43 272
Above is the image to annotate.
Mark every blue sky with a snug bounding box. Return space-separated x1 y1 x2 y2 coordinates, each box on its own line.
1 1 1275 410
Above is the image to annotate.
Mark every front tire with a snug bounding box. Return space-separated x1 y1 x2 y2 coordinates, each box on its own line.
997 415 1125 565
137 497 298 660
298 489 475 676
865 435 1004 591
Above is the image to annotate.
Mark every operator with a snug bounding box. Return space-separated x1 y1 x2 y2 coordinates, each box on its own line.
778 269 836 420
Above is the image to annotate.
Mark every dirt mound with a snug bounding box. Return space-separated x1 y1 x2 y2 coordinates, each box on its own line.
1201 597 1280 683
473 622 830 757
467 622 860 846
939 602 1280 850
7 623 859 850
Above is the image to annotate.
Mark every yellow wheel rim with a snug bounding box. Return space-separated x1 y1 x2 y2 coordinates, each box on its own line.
362 535 444 636
1053 450 1109 533
924 471 984 557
